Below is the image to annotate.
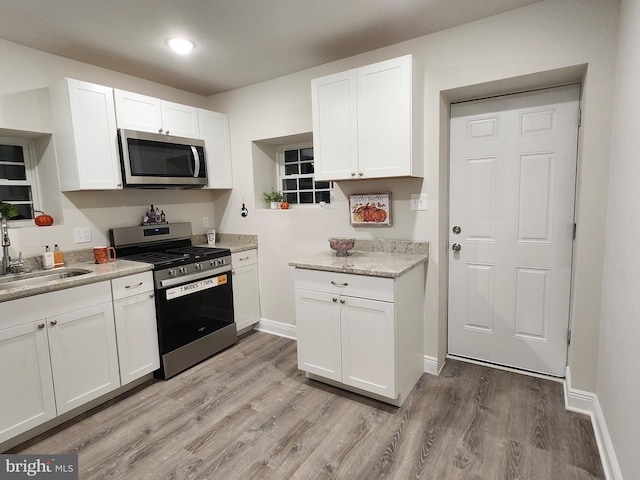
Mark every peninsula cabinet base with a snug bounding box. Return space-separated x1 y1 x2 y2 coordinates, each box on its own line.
305 372 414 407
294 264 426 408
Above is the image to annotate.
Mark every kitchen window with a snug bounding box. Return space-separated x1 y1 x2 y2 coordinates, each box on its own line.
0 138 40 221
278 143 332 205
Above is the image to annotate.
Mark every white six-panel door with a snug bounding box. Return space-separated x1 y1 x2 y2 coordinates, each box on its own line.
448 85 579 377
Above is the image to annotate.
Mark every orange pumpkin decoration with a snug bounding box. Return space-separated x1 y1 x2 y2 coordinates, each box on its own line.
280 202 290 210
34 210 54 227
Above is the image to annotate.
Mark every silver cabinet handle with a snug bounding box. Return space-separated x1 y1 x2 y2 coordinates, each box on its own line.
149 293 154 299
340 299 345 304
239 256 250 261
125 282 144 288
332 298 337 303
50 320 58 326
37 323 45 329
452 243 462 253
158 128 163 134
331 281 348 287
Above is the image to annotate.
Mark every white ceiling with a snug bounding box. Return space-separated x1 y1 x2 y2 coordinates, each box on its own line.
0 0 542 96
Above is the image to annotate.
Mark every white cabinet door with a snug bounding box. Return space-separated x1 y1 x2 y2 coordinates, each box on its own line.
113 292 159 385
199 109 233 189
114 89 163 133
341 297 396 398
357 55 412 178
161 101 199 138
47 304 120 415
232 263 260 332
311 69 358 181
311 55 420 181
0 322 56 443
50 78 122 190
114 90 199 138
295 289 342 382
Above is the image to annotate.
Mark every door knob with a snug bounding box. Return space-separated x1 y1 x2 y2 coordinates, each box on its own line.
452 243 461 253
452 225 461 235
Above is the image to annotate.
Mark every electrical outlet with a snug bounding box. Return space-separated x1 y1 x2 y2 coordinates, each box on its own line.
410 193 428 211
73 227 91 243
203 216 209 227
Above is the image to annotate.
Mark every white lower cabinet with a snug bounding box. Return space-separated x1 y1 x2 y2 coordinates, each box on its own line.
112 272 159 385
0 321 56 443
47 303 120 415
0 281 117 443
0 271 158 446
294 265 424 406
231 250 260 332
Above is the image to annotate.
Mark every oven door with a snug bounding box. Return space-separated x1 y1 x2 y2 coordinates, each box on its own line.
155 269 236 378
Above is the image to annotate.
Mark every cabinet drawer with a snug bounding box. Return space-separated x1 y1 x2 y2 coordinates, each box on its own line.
111 271 154 300
293 268 394 303
232 249 258 267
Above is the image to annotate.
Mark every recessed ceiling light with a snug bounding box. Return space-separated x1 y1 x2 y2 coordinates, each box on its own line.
166 38 195 54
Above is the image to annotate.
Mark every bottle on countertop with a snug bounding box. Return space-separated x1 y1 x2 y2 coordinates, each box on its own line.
53 244 65 268
42 245 55 270
161 210 166 223
155 207 161 223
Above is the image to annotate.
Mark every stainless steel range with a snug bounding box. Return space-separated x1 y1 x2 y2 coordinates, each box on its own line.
110 222 236 379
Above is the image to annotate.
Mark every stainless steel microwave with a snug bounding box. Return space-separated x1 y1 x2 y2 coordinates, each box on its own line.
118 129 207 188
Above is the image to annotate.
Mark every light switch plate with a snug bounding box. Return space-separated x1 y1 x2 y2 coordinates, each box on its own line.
73 227 91 243
410 193 428 211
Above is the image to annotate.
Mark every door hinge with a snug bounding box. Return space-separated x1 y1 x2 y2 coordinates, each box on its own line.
567 329 572 345
573 223 577 240
578 107 582 127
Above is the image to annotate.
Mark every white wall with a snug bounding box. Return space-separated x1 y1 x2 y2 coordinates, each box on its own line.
0 38 217 258
598 0 640 477
209 0 619 393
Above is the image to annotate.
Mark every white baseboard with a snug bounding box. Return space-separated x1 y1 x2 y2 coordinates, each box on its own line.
254 318 297 340
423 355 440 376
564 366 623 480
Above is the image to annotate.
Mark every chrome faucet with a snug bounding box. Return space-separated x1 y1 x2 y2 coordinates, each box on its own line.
1 216 10 276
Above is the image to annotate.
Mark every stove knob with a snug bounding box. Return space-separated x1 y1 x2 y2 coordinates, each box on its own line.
195 263 203 270
179 266 187 274
168 269 177 277
209 259 216 267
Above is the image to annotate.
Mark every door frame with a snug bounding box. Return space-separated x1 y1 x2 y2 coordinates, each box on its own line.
443 83 582 378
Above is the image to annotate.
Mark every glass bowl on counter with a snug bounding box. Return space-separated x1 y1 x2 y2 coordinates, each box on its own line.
329 237 356 257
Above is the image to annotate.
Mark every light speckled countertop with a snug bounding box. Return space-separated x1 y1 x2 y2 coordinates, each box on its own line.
289 240 429 278
0 260 152 303
194 233 257 254
196 241 257 253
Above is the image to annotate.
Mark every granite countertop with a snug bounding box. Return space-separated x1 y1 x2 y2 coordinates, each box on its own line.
289 239 429 278
194 233 257 254
196 241 257 254
0 259 153 303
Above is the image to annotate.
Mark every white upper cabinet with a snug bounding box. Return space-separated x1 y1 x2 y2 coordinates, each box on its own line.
311 55 423 181
198 109 233 189
50 78 123 191
114 89 200 138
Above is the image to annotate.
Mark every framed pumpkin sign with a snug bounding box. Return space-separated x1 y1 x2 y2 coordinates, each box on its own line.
349 193 392 226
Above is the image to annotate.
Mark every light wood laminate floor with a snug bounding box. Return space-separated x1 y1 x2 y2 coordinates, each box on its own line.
13 332 603 479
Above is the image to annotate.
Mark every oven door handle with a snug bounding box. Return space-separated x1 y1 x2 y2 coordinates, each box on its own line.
157 265 232 289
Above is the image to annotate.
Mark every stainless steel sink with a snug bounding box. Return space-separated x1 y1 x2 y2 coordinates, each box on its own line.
0 268 92 291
